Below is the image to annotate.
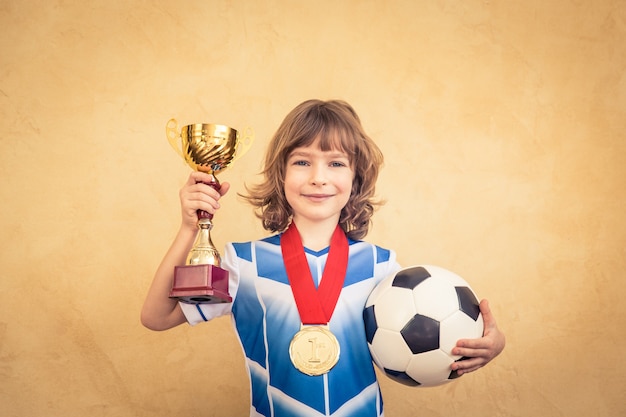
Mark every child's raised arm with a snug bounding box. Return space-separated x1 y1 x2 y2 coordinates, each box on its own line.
140 172 230 330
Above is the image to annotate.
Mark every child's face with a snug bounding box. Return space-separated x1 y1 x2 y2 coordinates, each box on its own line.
284 139 354 227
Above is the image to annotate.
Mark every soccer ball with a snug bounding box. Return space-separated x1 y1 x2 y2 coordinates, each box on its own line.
363 265 484 387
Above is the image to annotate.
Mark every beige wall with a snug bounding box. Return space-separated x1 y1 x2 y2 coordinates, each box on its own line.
1 1 625 416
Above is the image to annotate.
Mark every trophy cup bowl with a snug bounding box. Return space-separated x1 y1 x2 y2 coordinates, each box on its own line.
166 119 253 303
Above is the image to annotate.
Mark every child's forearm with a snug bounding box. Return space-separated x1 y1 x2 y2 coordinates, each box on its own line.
140 225 196 330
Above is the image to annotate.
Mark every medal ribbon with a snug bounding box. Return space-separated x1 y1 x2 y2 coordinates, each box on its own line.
281 222 349 325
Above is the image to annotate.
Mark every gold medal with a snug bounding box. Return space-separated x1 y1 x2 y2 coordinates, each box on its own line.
289 325 340 376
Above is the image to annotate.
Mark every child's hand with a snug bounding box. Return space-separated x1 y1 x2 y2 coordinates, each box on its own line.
179 172 231 230
450 299 506 376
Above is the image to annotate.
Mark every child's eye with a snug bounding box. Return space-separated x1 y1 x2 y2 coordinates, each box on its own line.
330 161 348 167
293 160 309 166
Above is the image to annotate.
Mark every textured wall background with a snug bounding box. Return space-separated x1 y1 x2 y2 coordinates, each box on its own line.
1 1 625 416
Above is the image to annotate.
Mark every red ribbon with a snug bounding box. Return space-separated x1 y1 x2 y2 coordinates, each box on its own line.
281 222 349 324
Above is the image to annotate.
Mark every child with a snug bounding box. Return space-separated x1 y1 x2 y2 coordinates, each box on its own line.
141 99 505 416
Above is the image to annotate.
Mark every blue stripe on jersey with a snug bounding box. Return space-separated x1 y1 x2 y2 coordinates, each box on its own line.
232 242 268 368
376 245 390 263
344 242 375 287
195 304 208 321
262 234 281 245
249 362 272 417
233 241 253 262
256 241 290 285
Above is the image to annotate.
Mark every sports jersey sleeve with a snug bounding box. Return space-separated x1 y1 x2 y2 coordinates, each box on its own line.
179 242 241 326
376 245 402 282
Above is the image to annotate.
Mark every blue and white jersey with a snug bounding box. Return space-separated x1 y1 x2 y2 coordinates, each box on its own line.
180 234 400 417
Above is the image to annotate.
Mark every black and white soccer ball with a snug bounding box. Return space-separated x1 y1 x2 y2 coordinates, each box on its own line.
363 265 484 387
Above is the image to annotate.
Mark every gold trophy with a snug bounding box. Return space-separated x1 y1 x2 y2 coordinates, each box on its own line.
166 119 253 303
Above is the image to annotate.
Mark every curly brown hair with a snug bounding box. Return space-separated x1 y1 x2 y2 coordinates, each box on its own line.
240 99 384 240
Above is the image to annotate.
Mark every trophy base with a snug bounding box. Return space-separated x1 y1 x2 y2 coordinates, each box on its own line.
169 264 232 304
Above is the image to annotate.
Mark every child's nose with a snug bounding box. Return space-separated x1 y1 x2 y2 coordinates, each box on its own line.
310 164 328 185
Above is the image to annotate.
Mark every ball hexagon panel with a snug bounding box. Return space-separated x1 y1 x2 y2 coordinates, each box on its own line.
406 349 455 387
424 265 468 287
439 310 484 357
412 277 460 321
373 286 417 332
370 328 413 372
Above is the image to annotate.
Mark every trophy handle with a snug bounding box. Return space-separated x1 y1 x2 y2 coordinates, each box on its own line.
166 118 185 160
231 127 255 164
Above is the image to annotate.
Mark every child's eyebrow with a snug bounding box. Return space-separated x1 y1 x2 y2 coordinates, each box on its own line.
328 152 350 160
288 150 310 158
288 149 350 159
